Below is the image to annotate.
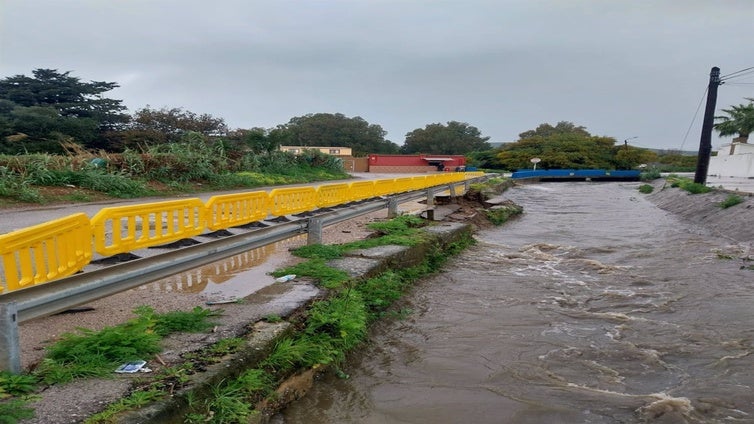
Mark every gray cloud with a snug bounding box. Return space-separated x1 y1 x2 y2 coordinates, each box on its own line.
1 0 751 148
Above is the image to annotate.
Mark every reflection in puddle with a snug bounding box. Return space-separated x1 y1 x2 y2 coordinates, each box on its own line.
135 235 308 300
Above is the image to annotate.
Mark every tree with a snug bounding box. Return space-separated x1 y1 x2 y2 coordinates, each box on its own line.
282 113 398 156
714 98 754 143
128 106 228 143
221 127 282 156
0 68 128 130
0 69 129 151
518 121 591 139
496 122 649 170
401 121 491 155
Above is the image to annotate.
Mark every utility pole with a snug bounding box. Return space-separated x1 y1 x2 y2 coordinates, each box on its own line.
694 66 721 184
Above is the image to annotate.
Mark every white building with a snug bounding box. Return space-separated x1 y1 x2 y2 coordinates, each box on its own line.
708 138 754 178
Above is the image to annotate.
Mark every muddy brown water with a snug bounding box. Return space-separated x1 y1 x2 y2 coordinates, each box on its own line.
275 182 754 424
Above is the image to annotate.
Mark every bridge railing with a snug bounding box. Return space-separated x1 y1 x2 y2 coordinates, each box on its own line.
0 173 482 293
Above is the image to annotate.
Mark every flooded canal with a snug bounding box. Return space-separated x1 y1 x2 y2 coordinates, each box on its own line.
276 182 754 423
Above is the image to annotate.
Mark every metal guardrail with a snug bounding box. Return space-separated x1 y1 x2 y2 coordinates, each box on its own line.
0 173 483 292
0 176 485 372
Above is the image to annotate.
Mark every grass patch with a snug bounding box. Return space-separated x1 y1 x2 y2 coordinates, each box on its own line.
273 258 351 289
719 194 744 209
0 398 35 423
667 176 712 194
34 306 220 384
638 184 654 194
84 388 164 424
485 204 523 225
134 306 221 337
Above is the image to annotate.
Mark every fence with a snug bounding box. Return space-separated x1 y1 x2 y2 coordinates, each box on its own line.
0 172 483 293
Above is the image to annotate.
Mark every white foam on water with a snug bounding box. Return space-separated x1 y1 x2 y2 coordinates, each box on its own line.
636 393 694 420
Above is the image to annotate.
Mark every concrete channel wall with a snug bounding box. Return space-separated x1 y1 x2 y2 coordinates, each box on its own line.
26 221 473 423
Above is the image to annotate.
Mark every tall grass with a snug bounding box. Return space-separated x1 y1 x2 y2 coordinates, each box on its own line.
0 138 348 203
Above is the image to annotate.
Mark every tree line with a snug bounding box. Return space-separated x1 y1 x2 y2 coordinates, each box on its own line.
3 68 749 171
0 69 491 158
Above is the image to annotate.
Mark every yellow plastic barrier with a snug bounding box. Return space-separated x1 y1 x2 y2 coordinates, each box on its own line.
0 213 93 292
426 174 442 186
316 183 351 208
411 175 428 190
206 191 270 231
348 181 376 202
394 177 413 193
268 186 318 217
91 199 206 256
374 178 396 196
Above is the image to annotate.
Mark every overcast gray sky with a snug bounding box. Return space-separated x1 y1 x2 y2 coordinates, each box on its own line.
1 0 752 150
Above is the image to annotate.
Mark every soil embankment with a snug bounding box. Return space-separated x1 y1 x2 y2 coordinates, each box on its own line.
647 181 754 243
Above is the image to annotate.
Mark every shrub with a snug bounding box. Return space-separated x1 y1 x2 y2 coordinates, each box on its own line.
485 203 523 225
719 194 744 209
640 168 661 181
638 184 654 194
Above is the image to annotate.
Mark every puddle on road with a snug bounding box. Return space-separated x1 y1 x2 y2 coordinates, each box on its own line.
133 235 308 301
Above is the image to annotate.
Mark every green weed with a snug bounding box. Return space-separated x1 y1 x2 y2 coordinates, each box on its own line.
356 271 408 319
638 184 654 194
291 244 348 260
203 382 255 423
273 258 350 289
83 388 164 424
485 204 524 225
0 372 37 397
667 176 712 194
719 194 744 209
366 215 425 236
206 338 245 358
134 306 221 337
0 398 35 423
36 306 220 384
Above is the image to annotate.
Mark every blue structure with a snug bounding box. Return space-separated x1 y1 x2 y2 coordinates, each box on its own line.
511 169 641 182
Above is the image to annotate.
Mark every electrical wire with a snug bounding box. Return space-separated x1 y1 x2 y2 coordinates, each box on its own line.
720 66 754 81
679 86 708 151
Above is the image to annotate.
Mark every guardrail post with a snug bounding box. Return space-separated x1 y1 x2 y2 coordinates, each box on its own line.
464 180 471 192
307 217 323 245
387 197 399 218
448 183 458 199
0 302 21 373
426 187 436 208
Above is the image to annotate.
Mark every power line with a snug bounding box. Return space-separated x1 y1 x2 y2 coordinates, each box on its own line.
679 86 708 151
720 66 754 81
